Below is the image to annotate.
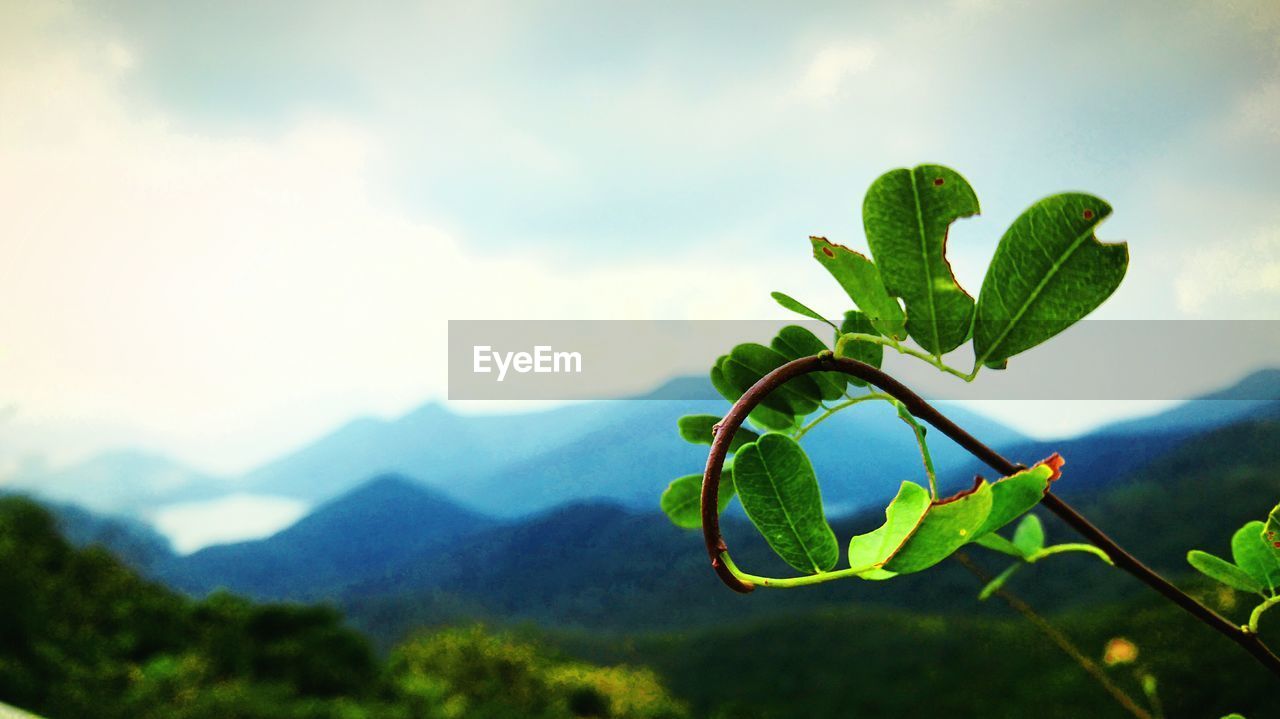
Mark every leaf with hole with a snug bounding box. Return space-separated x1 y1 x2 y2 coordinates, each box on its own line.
884 479 994 574
677 414 758 453
847 481 931 580
1232 520 1280 593
734 434 839 573
862 165 979 355
660 469 736 530
811 237 907 340
1187 550 1263 594
973 193 1128 368
771 325 846 402
971 455 1062 540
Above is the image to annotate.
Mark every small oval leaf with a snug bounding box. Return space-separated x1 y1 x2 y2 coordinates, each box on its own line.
974 532 1024 558
1187 550 1263 594
771 291 835 328
837 310 884 387
734 434 839 573
710 355 799 431
1012 514 1046 556
660 468 735 530
1231 520 1280 592
722 344 823 417
676 414 758 453
771 325 846 402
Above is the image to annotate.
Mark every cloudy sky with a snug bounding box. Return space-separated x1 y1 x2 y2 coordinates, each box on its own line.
2 0 1279 478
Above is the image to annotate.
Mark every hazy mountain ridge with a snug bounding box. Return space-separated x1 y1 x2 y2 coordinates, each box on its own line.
151 395 1280 643
18 370 1280 603
159 473 499 599
341 414 1280 642
4 449 225 517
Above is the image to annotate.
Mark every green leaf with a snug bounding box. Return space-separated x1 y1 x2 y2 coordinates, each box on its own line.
1012 514 1046 556
810 237 907 340
721 344 823 418
771 325 846 402
973 193 1128 368
978 563 1022 601
1187 550 1263 594
1232 520 1280 592
974 532 1024 558
861 165 979 355
836 311 884 387
1265 502 1280 562
660 468 735 530
710 355 800 432
734 434 839 573
848 481 931 580
971 456 1062 540
771 291 836 328
676 414 758 453
884 479 994 574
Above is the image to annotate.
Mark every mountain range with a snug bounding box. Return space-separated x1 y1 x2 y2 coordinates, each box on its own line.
10 368 1279 648
123 370 1279 645
4 375 1031 527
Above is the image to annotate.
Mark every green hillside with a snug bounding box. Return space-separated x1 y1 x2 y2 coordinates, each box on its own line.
0 496 687 719
3 418 1278 718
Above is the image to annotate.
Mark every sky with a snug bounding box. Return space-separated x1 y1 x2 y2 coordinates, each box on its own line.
2 0 1279 485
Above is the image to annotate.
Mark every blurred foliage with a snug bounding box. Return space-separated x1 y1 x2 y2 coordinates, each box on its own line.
0 496 686 719
390 626 686 719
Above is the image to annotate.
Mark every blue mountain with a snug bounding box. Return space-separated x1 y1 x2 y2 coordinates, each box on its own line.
5 450 225 517
234 376 1029 518
159 473 496 599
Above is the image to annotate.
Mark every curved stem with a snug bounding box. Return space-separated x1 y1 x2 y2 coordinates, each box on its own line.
699 353 1280 679
1250 595 1280 633
719 551 877 588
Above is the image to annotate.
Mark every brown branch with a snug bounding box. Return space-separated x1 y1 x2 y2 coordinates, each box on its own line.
953 551 1153 719
700 352 1280 679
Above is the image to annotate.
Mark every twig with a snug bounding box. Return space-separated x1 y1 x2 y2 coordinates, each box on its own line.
700 353 1280 679
954 551 1152 719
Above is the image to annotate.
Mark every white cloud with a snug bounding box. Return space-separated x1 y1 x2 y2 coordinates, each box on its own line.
4 0 1280 488
0 3 781 474
1175 228 1280 314
150 494 309 553
798 42 877 101
1228 82 1280 144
